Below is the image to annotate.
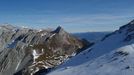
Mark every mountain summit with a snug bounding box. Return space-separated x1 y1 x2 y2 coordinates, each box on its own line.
52 26 64 33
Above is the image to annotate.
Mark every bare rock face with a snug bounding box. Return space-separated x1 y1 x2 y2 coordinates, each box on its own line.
0 25 88 75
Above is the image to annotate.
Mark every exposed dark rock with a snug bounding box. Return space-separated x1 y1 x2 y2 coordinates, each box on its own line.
115 51 129 56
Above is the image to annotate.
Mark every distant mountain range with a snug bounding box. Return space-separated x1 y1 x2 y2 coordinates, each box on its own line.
73 32 110 42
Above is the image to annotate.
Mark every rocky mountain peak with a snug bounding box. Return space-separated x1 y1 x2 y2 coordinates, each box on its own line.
52 26 64 33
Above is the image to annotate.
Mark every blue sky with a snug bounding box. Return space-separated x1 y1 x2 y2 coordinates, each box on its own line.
0 0 134 32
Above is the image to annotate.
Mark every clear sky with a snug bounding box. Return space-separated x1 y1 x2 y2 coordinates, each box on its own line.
0 0 134 32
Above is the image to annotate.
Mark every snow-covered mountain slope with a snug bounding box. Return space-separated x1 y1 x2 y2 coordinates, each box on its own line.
73 32 110 42
47 20 134 75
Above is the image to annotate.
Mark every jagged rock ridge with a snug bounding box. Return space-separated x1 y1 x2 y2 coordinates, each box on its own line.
0 25 89 75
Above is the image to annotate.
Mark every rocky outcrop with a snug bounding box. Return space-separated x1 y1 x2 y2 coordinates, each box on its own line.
0 25 88 75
